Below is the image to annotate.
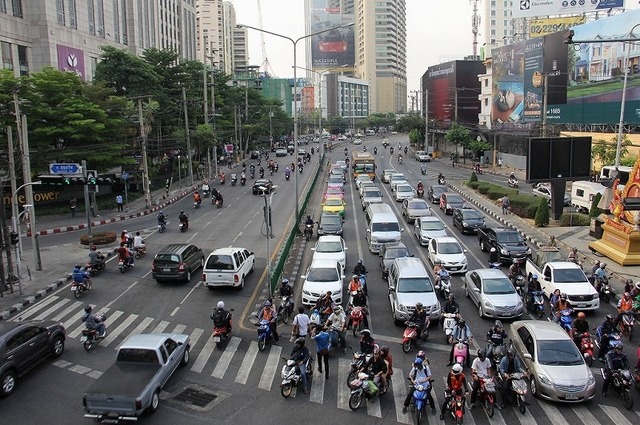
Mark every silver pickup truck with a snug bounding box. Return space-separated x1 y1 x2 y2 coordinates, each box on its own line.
83 333 190 423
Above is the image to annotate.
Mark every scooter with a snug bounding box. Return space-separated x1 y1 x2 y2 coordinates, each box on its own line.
452 339 469 367
285 172 291 181
442 313 458 344
240 176 247 186
71 279 92 299
402 320 429 353
421 166 426 175
594 326 621 352
410 383 432 423
436 274 451 299
441 389 466 423
347 349 371 388
438 176 445 185
256 318 273 351
417 188 424 198
259 170 265 178
134 246 146 259
203 189 210 198
280 356 314 398
88 261 106 276
194 199 201 209
616 311 635 341
349 306 366 337
348 372 385 410
499 372 528 414
250 170 255 179
487 342 506 368
212 323 231 349
599 367 634 410
219 174 226 185
304 223 314 241
231 174 237 186
527 290 545 318
157 221 167 233
594 274 613 304
558 308 573 333
468 375 496 418
213 195 223 208
299 165 304 173
277 295 294 324
489 262 501 269
80 313 107 351
179 220 188 232
118 258 133 273
513 274 526 299
574 331 594 367
508 177 519 188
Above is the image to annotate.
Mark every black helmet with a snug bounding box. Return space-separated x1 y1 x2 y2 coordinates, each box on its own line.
380 346 389 354
507 348 515 359
560 293 567 300
75 264 82 269
361 329 371 337
180 210 185 214
495 320 503 329
477 349 486 360
84 306 92 313
294 337 305 346
357 259 363 265
448 294 455 302
458 318 466 327
281 278 289 285
605 314 613 321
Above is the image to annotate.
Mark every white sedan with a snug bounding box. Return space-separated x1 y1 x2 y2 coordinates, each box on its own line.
427 236 468 274
532 184 571 206
394 183 415 202
311 235 347 271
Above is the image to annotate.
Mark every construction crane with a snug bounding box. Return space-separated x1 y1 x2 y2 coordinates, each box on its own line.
257 0 276 77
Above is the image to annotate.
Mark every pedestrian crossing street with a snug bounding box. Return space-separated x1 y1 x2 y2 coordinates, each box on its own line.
18 297 640 424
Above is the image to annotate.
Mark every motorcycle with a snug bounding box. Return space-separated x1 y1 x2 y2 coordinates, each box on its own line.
402 321 429 353
256 318 273 351
499 372 528 414
250 170 255 179
616 311 635 341
594 326 621 352
194 200 201 209
527 290 545 318
212 323 231 349
304 224 314 241
373 148 377 155
417 188 424 198
475 165 483 175
87 261 106 276
489 262 501 269
594 274 613 303
80 313 107 351
438 176 445 185
179 221 188 232
349 306 366 337
508 177 519 188
347 349 371 388
468 375 496 418
452 339 469 367
240 176 246 186
134 246 146 259
118 258 133 273
574 331 594 367
277 295 294 324
487 342 506 368
220 174 226 185
632 368 640 391
442 389 466 424
71 279 92 299
231 174 237 186
203 189 210 198
421 166 426 175
513 274 526 299
349 372 384 410
398 155 403 164
213 195 223 208
558 308 573 333
442 313 458 344
299 165 304 173
600 368 634 410
259 170 265 178
436 274 451 299
157 221 167 233
285 172 291 181
280 356 314 398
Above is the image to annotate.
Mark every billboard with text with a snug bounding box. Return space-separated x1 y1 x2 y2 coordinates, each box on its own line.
528 16 586 38
512 0 624 19
310 2 355 70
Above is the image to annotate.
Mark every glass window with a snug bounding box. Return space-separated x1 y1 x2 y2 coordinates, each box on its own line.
0 0 6 14
56 0 65 25
113 0 119 41
205 255 234 270
96 0 105 37
69 0 77 29
1 41 12 70
121 0 127 44
163 338 178 355
17 44 27 75
11 0 22 18
87 0 95 35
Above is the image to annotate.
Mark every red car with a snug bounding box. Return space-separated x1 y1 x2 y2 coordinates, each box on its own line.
319 34 348 53
323 186 344 201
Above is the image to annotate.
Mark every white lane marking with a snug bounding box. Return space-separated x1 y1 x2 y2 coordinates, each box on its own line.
191 333 216 373
212 336 241 379
101 314 138 347
52 301 83 321
309 360 326 404
258 345 282 391
172 324 187 334
151 320 170 334
337 357 351 411
599 405 633 425
393 369 412 424
188 328 204 351
235 341 259 385
13 296 60 321
233 232 242 243
169 307 180 317
33 298 71 321
127 317 154 338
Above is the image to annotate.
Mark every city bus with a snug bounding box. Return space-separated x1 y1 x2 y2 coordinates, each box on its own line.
351 151 376 181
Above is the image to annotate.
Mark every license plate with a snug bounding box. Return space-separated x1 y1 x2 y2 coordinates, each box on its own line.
565 393 578 400
577 303 586 308
71 285 77 290
163 268 171 272
80 336 87 342
213 336 221 343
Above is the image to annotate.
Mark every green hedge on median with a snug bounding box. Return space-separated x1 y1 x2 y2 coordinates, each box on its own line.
465 180 539 219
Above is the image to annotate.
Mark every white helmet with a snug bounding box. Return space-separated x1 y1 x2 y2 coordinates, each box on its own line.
452 364 463 375
217 301 225 309
490 247 496 253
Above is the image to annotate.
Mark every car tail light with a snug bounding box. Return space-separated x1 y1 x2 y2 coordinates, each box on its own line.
234 274 239 283
135 398 142 410
178 262 185 271
202 274 206 282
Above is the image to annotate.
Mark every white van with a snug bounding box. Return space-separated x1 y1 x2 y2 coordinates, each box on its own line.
365 203 403 253
388 257 441 324
571 181 606 214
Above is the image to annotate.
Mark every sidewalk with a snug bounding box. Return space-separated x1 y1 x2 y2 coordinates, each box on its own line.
445 159 640 296
0 183 199 320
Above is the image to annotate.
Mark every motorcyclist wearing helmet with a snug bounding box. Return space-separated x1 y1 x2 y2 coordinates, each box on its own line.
348 274 363 294
448 319 473 367
157 210 167 226
193 191 201 205
416 181 424 192
436 267 450 289
571 311 590 347
614 292 634 329
590 260 601 278
594 262 607 289
347 287 369 329
440 364 467 420
498 348 525 406
508 259 524 285
82 306 106 337
486 320 508 363
527 273 542 307
259 300 279 343
359 346 389 393
178 210 189 228
72 264 91 287
359 329 375 355
290 337 311 394
210 301 232 335
402 356 436 415
469 349 493 409
305 215 314 227
117 241 134 267
278 278 293 298
489 247 499 264
602 341 629 397
353 259 367 277
408 302 430 341
597 314 616 361
324 305 347 353
211 187 223 205
442 294 460 315
88 245 105 268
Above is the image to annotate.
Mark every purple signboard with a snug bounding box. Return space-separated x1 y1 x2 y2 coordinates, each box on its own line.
57 45 86 80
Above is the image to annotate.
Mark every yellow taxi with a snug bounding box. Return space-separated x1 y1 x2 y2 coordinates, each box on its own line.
322 197 346 219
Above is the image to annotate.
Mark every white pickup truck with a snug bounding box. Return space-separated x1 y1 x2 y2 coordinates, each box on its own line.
525 247 599 311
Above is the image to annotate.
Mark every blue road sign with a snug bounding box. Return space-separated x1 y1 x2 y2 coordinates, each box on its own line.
49 163 82 174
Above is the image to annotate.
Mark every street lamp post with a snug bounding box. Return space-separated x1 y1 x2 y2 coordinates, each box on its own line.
259 185 276 297
12 181 42 278
238 22 354 228
178 155 182 189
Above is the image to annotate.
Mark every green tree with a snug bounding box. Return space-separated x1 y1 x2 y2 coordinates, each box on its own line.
445 123 471 161
591 135 631 168
534 197 550 227
589 192 603 218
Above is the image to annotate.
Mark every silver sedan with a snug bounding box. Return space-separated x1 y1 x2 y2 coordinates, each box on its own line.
464 268 523 319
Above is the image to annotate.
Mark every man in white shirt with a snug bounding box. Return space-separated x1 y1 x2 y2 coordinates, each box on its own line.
133 232 146 254
469 349 493 408
325 305 347 353
292 307 310 339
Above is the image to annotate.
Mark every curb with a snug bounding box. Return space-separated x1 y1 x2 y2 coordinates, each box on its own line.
0 276 71 320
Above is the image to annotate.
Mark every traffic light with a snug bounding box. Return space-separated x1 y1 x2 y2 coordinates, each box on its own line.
63 177 71 185
87 173 97 193
9 232 19 245
88 175 97 185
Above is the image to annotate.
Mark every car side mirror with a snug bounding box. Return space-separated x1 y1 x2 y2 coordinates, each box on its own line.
366 229 371 233
311 248 316 251
474 288 480 292
389 285 395 291
463 249 468 253
344 247 348 250
523 353 532 360
301 275 307 279
401 228 405 232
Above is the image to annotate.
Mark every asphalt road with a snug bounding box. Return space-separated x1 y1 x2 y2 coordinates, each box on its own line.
1 134 638 425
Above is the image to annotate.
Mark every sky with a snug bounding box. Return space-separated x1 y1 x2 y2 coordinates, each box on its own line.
232 0 640 96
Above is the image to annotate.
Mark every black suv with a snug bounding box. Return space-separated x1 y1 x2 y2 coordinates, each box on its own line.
452 207 485 234
152 243 205 283
427 185 448 204
477 227 531 264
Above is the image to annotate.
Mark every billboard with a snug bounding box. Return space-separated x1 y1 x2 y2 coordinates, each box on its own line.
528 16 586 38
546 8 640 124
57 45 85 80
512 0 624 19
310 2 355 70
426 61 484 126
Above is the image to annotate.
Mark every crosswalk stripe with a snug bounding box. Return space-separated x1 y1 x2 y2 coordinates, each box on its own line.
486 407 507 425
212 337 240 379
128 317 154 338
33 298 70 321
151 320 170 334
52 301 83 321
573 404 604 425
430 381 445 424
69 307 112 338
258 345 281 391
337 357 351 411
235 341 259 385
516 407 537 425
101 314 138 347
538 401 570 425
188 328 204 351
172 324 187 334
366 392 382 417
190 333 216 374
14 295 60 321
599 405 633 425
309 363 325 404
392 369 411 424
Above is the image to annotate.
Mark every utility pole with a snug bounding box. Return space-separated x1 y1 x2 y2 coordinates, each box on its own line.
211 61 218 178
137 97 152 208
203 60 209 179
181 86 194 186
6 126 20 255
424 90 429 150
541 73 548 137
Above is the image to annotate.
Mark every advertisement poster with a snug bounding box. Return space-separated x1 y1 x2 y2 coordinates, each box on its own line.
57 45 85 80
523 38 544 123
491 43 527 130
427 63 455 122
310 2 355 70
512 0 624 19
528 16 586 38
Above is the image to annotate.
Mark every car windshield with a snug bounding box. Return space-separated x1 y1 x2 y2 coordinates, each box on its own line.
397 277 434 293
321 216 341 226
385 248 410 259
391 175 405 181
325 199 342 206
439 242 462 254
336 161 346 167
446 195 464 204
433 187 447 195
372 222 400 232
354 164 374 173
364 190 381 197
328 177 343 184
496 232 523 243
398 185 412 192
537 340 584 366
553 269 588 283
306 267 339 282
155 254 180 264
483 278 516 294
205 255 234 270
420 220 444 230
409 201 428 210
462 210 483 220
417 151 427 156
316 241 343 253
326 188 342 195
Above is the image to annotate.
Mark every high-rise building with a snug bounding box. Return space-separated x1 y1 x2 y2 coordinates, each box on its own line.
233 26 248 69
221 1 237 74
482 0 514 48
196 0 223 63
0 0 196 80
